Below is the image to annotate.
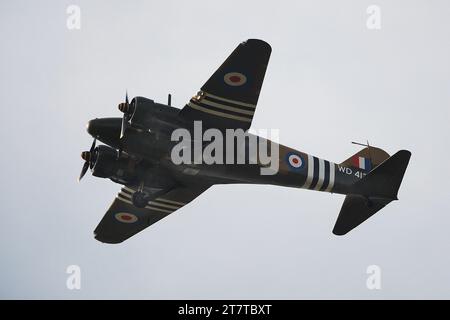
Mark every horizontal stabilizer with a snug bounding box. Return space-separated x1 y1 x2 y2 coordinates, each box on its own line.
333 195 392 235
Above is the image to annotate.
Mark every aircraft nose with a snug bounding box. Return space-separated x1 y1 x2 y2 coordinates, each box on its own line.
85 118 122 149
86 118 99 137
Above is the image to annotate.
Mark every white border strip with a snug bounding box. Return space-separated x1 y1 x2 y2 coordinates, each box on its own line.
314 158 325 190
148 201 180 210
303 154 314 189
203 92 256 108
188 102 252 123
117 195 133 205
200 99 255 116
324 162 335 192
156 198 186 206
144 205 173 214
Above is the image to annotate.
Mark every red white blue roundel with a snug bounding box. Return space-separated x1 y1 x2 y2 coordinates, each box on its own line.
286 153 304 170
115 212 138 224
224 72 247 86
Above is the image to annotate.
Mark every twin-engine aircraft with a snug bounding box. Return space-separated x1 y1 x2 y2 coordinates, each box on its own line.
80 39 411 243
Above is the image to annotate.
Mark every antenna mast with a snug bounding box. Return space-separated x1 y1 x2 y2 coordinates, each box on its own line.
351 140 373 168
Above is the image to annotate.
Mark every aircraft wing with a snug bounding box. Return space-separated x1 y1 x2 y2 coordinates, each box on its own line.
94 185 210 243
180 39 271 131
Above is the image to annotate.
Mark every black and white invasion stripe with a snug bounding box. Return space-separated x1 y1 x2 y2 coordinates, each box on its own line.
117 187 187 214
302 155 335 192
188 91 255 123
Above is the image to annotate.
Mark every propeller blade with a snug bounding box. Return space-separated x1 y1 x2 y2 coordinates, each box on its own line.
120 91 130 139
120 114 128 139
90 138 96 152
78 138 96 182
78 161 89 182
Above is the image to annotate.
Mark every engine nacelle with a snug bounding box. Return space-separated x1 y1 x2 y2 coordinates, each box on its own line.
91 145 136 184
130 96 156 129
91 145 117 178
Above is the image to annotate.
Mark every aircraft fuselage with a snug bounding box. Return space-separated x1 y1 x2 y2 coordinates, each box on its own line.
86 99 364 197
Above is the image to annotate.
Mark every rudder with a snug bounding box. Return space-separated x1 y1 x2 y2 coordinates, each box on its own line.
333 150 411 235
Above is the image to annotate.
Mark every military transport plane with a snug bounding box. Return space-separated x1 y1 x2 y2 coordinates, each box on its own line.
80 39 411 243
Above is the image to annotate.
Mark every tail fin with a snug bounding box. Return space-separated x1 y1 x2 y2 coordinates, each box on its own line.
340 146 390 172
333 150 411 235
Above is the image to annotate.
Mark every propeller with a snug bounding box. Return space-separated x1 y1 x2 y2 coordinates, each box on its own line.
118 91 135 158
119 91 132 139
78 138 96 181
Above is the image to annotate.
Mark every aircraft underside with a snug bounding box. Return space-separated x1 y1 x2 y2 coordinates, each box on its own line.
80 39 411 243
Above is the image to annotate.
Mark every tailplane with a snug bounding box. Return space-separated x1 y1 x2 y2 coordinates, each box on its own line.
333 150 411 235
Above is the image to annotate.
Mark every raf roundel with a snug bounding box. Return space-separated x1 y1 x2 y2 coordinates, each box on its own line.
115 212 138 224
224 72 247 86
287 153 304 170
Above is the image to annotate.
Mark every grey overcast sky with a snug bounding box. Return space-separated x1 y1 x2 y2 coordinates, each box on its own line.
1 0 449 299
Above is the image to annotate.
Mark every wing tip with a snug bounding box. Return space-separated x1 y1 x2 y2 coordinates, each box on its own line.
332 228 347 236
398 149 412 159
94 232 124 244
243 39 272 53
